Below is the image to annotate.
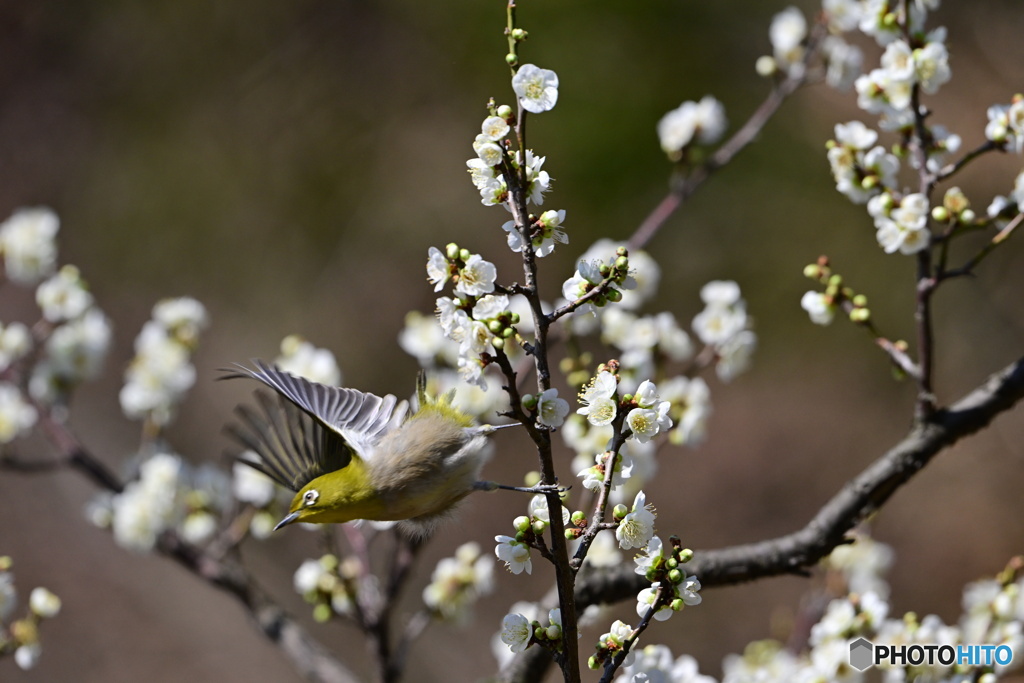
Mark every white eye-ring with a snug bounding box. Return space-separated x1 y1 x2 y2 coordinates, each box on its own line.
303 489 319 506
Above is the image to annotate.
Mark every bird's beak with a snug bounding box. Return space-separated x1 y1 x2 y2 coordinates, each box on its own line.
274 510 301 531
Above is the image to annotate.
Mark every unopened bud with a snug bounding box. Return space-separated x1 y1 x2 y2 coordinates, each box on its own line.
497 104 514 120
606 288 622 303
678 548 694 563
514 515 531 532
445 243 460 260
511 28 527 41
671 598 686 611
960 208 976 224
506 53 518 66
459 248 472 262
588 656 601 670
931 206 950 222
613 504 628 520
668 568 685 584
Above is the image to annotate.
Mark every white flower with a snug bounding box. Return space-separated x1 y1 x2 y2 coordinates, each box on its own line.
153 297 208 342
823 0 864 33
535 388 570 429
586 530 623 568
455 254 497 297
426 246 450 292
36 265 94 322
423 543 494 622
0 207 59 285
472 293 509 321
914 39 951 94
692 302 747 346
0 382 37 444
15 643 41 670
636 582 674 621
657 96 727 157
633 535 665 576
577 371 618 426
0 322 32 372
578 449 634 492
495 535 532 575
180 512 217 544
528 493 571 526
601 620 638 667
800 291 835 325
679 576 702 606
512 64 559 114
34 308 111 393
499 612 533 652
110 452 183 553
770 6 807 74
617 490 656 550
626 407 660 443
232 460 277 507
29 587 61 618
481 115 510 141
473 134 505 167
399 310 450 365
660 376 711 447
716 329 757 381
293 558 326 595
275 335 340 386
834 121 878 150
533 209 569 257
700 279 741 306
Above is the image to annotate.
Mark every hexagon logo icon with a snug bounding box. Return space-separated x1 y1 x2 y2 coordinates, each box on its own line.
849 637 874 671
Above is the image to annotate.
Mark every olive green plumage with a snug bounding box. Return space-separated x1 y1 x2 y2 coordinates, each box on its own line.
225 361 495 535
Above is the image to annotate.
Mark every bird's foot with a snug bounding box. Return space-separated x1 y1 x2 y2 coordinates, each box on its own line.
475 480 571 494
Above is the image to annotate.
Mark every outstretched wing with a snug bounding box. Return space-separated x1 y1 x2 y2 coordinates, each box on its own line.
223 361 408 490
227 390 347 491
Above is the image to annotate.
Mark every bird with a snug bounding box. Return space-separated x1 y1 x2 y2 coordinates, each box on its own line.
224 360 511 535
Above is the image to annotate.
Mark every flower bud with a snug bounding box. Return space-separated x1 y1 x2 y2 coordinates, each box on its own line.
502 327 515 339
571 510 586 525
613 504 628 520
755 55 777 77
491 337 505 350
678 548 694 563
849 307 871 323
511 28 527 41
606 288 622 303
588 656 601 670
852 294 868 308
506 53 518 66
960 209 976 224
488 320 503 333
497 104 514 120
522 393 537 409
313 603 333 623
671 598 686 611
666 557 678 569
514 515 531 532
668 568 685 585
930 206 950 222
458 248 472 262
532 520 548 535
546 624 561 640
445 243 460 260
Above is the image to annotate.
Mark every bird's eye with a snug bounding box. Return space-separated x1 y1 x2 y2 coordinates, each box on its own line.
303 489 319 506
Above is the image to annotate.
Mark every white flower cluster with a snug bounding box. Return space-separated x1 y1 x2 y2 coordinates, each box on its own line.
422 542 494 624
615 645 715 683
657 96 727 161
0 208 59 285
92 452 229 552
428 245 514 388
293 554 359 620
120 297 208 426
498 607 564 656
986 99 1024 153
576 373 673 448
692 280 757 383
0 557 62 671
0 382 37 444
274 334 341 386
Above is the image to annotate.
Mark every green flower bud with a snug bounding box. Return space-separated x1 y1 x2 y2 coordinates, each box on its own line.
931 206 950 222
491 336 505 350
534 626 546 640
522 393 537 410
511 28 527 41
645 568 658 582
606 288 622 303
320 554 339 571
803 264 820 280
613 504 628 520
616 246 628 257
666 557 678 569
546 624 561 640
506 53 518 66
615 255 629 270
678 548 694 563
671 598 686 611
588 656 601 670
502 326 515 339
564 529 577 540
459 248 472 262
445 243 459 260
488 320 503 334
827 274 843 287
514 515 531 532
668 568 685 584
849 307 871 323
533 520 548 535
960 208 976 224
313 603 333 623
497 104 514 120
852 294 868 308
524 471 542 487
570 510 586 525
509 311 521 324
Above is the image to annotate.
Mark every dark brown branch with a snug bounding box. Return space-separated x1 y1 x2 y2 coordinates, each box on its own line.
504 354 1024 682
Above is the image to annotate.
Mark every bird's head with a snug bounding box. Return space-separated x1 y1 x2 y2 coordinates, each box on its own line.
274 461 380 530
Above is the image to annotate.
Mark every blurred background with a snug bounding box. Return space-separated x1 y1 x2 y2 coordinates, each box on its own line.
1 0 1022 680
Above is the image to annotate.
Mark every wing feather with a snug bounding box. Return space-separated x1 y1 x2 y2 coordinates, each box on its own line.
222 361 408 490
